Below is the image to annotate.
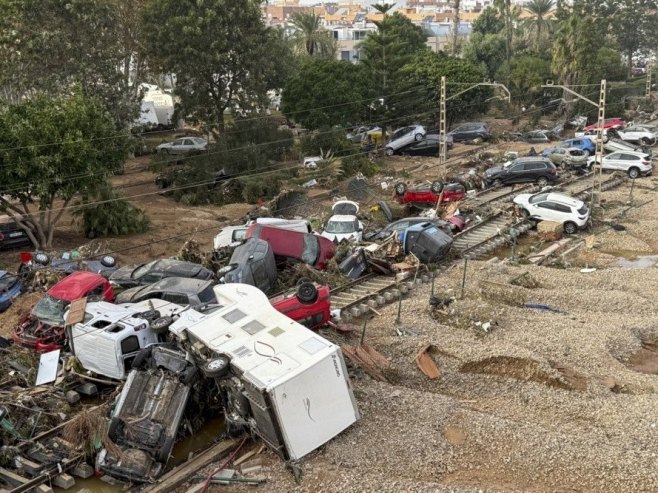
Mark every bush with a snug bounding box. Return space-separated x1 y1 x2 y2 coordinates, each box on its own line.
300 127 353 158
240 176 282 204
74 184 150 238
340 153 381 178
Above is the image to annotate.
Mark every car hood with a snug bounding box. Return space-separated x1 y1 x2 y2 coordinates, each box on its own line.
485 166 504 176
332 200 359 215
115 285 147 303
512 194 532 206
109 265 138 283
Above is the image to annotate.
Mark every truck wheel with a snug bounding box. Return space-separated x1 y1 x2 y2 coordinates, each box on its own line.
296 282 318 304
151 316 173 335
108 417 122 442
430 180 444 194
156 436 175 463
394 183 407 196
201 355 230 379
132 347 153 370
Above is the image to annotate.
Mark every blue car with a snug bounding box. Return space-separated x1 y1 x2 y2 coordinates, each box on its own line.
0 271 24 312
543 138 595 157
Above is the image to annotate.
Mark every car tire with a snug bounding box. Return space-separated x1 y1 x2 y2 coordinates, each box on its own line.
151 316 173 335
34 252 50 266
108 417 122 442
156 436 175 463
132 346 153 370
414 133 423 142
493 178 503 188
520 208 530 219
536 176 549 187
100 255 116 268
563 221 578 235
628 167 640 179
430 180 444 194
642 137 652 146
296 282 318 304
201 355 231 379
394 183 407 196
385 147 394 156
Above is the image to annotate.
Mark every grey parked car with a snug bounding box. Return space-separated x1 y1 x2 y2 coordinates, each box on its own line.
116 277 217 307
156 137 208 155
109 259 215 289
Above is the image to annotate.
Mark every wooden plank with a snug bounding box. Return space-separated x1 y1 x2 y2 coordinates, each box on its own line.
143 439 237 493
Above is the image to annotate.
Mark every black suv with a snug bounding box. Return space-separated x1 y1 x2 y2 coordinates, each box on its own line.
484 157 559 188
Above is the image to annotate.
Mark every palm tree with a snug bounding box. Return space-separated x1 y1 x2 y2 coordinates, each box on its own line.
452 0 461 56
289 11 335 58
524 0 555 52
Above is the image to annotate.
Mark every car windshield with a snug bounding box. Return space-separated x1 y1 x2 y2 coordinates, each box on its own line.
0 274 17 292
325 220 357 234
132 260 157 280
31 294 68 324
198 285 217 304
529 193 550 204
301 235 319 265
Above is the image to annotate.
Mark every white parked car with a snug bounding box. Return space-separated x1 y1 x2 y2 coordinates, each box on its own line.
614 126 656 145
320 200 363 242
587 150 653 179
384 125 426 156
156 137 208 155
513 192 590 234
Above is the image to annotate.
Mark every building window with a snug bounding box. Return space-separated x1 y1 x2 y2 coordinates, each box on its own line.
341 51 351 61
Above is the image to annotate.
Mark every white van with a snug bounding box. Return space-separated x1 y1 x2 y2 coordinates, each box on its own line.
213 218 312 251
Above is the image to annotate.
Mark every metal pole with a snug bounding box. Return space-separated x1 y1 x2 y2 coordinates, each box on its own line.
395 289 403 324
646 64 652 98
594 79 606 207
359 316 368 345
439 76 447 164
460 256 468 299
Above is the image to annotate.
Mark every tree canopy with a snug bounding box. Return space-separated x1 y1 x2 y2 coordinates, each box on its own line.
0 95 131 248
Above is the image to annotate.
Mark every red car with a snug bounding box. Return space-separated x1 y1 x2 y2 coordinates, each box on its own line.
393 181 466 206
270 282 330 330
246 224 335 270
584 118 624 132
13 271 115 351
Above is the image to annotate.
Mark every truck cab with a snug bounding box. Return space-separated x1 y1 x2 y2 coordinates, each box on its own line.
70 299 196 380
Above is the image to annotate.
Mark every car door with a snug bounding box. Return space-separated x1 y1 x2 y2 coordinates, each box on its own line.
534 201 561 222
171 138 185 155
505 163 525 183
602 152 622 171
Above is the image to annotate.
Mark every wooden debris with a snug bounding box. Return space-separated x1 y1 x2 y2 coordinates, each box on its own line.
415 344 441 379
342 344 391 382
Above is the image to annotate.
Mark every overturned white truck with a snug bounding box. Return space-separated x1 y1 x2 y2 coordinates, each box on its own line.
96 283 359 482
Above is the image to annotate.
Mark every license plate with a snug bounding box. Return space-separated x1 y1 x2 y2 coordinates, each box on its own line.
8 232 23 238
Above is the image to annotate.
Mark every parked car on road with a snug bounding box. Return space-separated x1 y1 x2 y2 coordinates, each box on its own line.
587 150 653 178
393 181 466 207
246 224 335 270
320 201 363 243
584 118 624 132
109 259 215 289
513 192 590 234
13 271 115 351
484 157 559 188
384 125 426 156
156 137 207 155
447 122 491 142
116 277 218 307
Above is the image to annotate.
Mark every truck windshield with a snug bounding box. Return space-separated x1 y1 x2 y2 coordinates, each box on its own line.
31 294 67 325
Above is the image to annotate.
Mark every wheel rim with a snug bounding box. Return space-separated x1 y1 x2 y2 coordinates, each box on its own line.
565 223 576 234
386 148 394 156
207 359 225 371
629 169 639 178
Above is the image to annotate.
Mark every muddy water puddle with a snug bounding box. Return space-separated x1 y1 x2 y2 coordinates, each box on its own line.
54 416 224 492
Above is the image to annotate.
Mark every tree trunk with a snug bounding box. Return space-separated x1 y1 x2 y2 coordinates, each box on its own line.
452 0 461 56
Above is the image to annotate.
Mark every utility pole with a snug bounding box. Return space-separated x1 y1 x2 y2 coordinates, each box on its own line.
542 79 606 207
439 81 511 164
646 64 653 98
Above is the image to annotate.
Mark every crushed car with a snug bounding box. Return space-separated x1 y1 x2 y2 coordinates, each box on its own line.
0 270 24 312
320 201 363 243
116 277 218 307
13 271 115 351
393 181 466 207
220 238 278 293
403 222 454 263
18 251 118 278
109 259 215 289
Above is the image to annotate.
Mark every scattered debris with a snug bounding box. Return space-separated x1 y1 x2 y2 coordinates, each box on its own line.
415 344 441 379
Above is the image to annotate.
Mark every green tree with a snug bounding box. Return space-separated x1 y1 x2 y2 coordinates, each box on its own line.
463 32 507 80
143 0 292 133
607 0 658 76
523 0 555 53
0 0 141 124
0 95 131 248
395 51 488 127
471 6 505 36
281 59 375 130
496 55 553 105
494 0 514 61
289 11 336 58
